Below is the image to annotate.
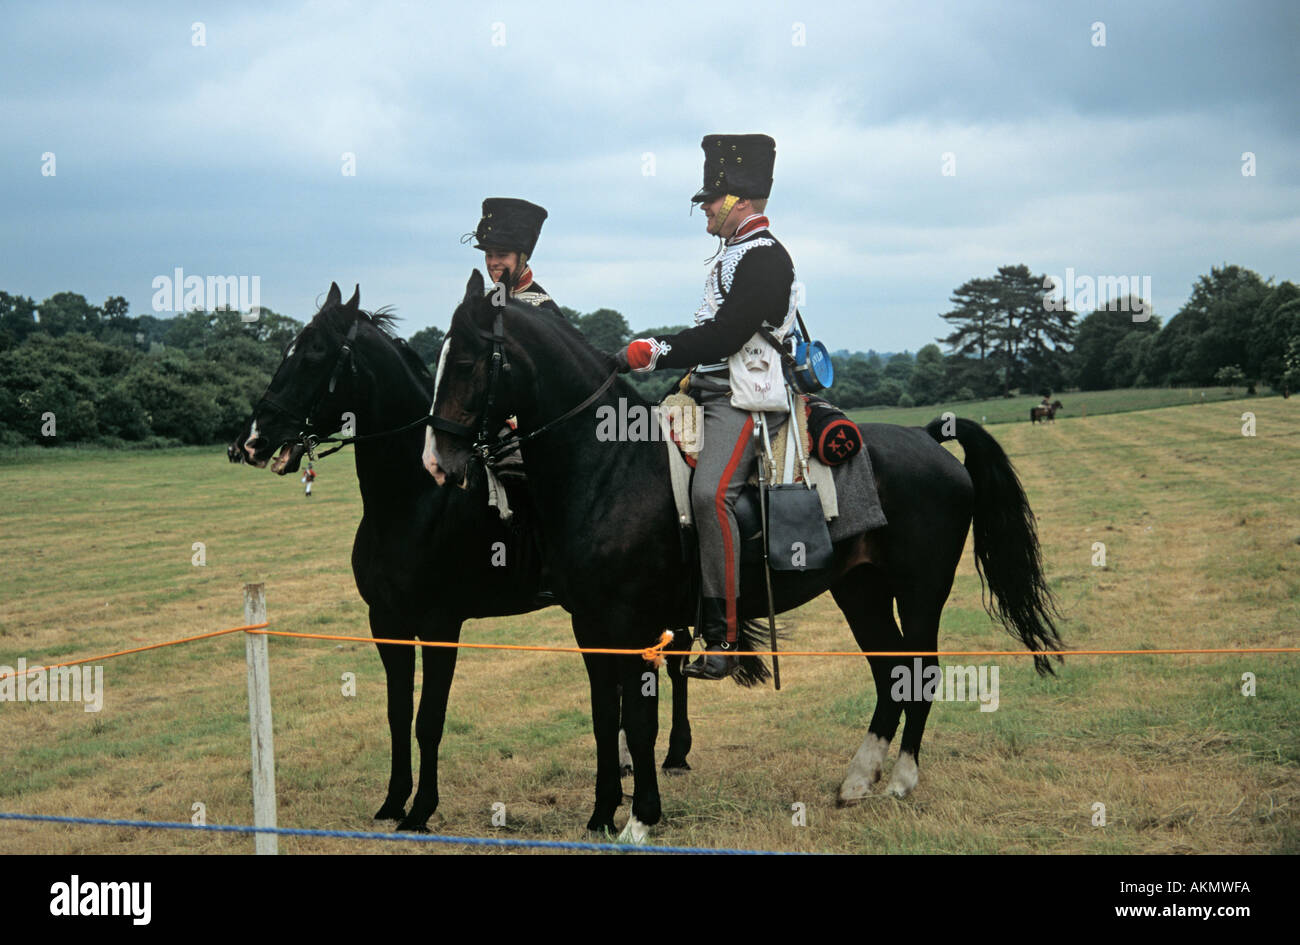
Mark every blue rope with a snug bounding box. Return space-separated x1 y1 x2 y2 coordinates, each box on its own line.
0 811 804 855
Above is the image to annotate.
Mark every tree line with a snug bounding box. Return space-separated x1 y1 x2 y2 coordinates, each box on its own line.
0 293 301 447
546 263 1297 408
2 261 1295 446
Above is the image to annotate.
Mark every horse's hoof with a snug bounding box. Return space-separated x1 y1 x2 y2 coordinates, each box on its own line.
837 734 887 805
617 815 651 845
587 818 616 836
374 803 407 822
885 752 919 799
396 817 430 833
662 760 691 775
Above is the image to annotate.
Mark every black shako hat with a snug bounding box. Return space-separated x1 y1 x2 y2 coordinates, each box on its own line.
691 134 776 204
471 198 548 255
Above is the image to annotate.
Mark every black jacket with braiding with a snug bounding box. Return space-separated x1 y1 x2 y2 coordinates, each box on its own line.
651 229 795 371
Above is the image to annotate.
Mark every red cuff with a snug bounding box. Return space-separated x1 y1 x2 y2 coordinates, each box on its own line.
626 338 670 373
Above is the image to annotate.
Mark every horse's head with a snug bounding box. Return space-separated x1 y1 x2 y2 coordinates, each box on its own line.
425 270 615 487
425 271 520 487
240 281 368 475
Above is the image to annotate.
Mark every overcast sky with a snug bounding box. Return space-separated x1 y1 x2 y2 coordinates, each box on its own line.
2 0 1297 353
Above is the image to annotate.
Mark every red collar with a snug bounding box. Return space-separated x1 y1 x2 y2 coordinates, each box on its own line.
729 215 770 242
513 267 534 293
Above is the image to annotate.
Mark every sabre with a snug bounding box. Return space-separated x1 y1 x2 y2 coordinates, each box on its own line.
755 414 781 690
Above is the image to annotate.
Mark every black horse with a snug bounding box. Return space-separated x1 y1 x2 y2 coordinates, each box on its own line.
427 270 1063 841
231 282 695 831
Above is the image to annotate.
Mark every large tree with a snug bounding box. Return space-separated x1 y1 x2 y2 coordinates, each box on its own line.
1072 296 1161 389
0 292 38 349
1146 265 1270 385
36 292 100 337
938 277 999 362
1009 264 1076 392
1247 281 1300 390
908 344 945 405
987 264 1068 392
577 308 631 355
408 325 446 368
939 265 1071 393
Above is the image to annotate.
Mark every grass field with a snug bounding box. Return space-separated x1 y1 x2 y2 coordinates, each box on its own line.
847 385 1275 427
0 395 1296 854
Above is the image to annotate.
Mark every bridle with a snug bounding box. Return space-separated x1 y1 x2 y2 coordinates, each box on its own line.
427 305 619 470
255 319 430 460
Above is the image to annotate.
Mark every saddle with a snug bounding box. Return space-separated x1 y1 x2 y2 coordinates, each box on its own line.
660 385 856 529
660 383 866 572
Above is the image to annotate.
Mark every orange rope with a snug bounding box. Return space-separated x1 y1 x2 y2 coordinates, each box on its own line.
0 623 269 682
247 628 691 661
245 629 1298 659
2 622 1293 684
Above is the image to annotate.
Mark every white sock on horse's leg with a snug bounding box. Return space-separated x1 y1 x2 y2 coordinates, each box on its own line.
837 733 889 804
886 750 919 798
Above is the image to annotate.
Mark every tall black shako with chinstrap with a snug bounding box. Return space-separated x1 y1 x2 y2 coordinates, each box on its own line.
618 133 798 681
692 132 776 204
468 197 564 319
624 135 792 371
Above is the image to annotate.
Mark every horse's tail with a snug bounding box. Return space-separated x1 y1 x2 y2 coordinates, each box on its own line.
926 417 1064 674
734 618 775 688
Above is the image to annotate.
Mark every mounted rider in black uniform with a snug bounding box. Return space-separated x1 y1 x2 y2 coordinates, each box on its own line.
616 134 799 680
468 197 564 319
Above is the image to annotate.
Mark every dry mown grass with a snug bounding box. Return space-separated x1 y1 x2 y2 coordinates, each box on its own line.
0 396 1295 854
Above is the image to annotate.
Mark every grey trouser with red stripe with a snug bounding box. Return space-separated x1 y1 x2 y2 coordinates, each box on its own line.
690 383 786 641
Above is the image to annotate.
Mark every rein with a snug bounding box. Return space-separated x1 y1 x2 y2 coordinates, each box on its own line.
260 306 617 468
257 319 436 461
306 413 434 460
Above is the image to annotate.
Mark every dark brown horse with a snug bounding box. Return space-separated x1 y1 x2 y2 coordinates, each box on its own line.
1030 400 1064 423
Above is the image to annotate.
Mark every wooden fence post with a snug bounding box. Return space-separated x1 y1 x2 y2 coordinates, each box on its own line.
243 583 278 855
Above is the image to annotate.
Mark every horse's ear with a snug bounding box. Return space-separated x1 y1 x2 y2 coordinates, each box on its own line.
345 284 360 311
465 270 484 304
326 282 342 307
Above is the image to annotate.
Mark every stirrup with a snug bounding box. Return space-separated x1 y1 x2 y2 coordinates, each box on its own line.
681 641 739 680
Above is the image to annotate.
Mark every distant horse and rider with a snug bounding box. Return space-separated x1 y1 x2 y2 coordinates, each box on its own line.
1030 399 1064 423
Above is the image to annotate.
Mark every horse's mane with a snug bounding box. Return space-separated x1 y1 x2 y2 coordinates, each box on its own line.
311 297 400 335
497 296 625 376
312 298 434 384
487 296 659 406
364 306 402 337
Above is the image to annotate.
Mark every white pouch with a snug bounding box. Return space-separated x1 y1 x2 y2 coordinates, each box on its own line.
728 332 789 412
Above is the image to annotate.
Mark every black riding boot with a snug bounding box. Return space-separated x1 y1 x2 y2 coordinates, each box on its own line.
682 598 739 680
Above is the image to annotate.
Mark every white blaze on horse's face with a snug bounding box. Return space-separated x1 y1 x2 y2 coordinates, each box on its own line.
243 420 260 460
423 339 452 485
